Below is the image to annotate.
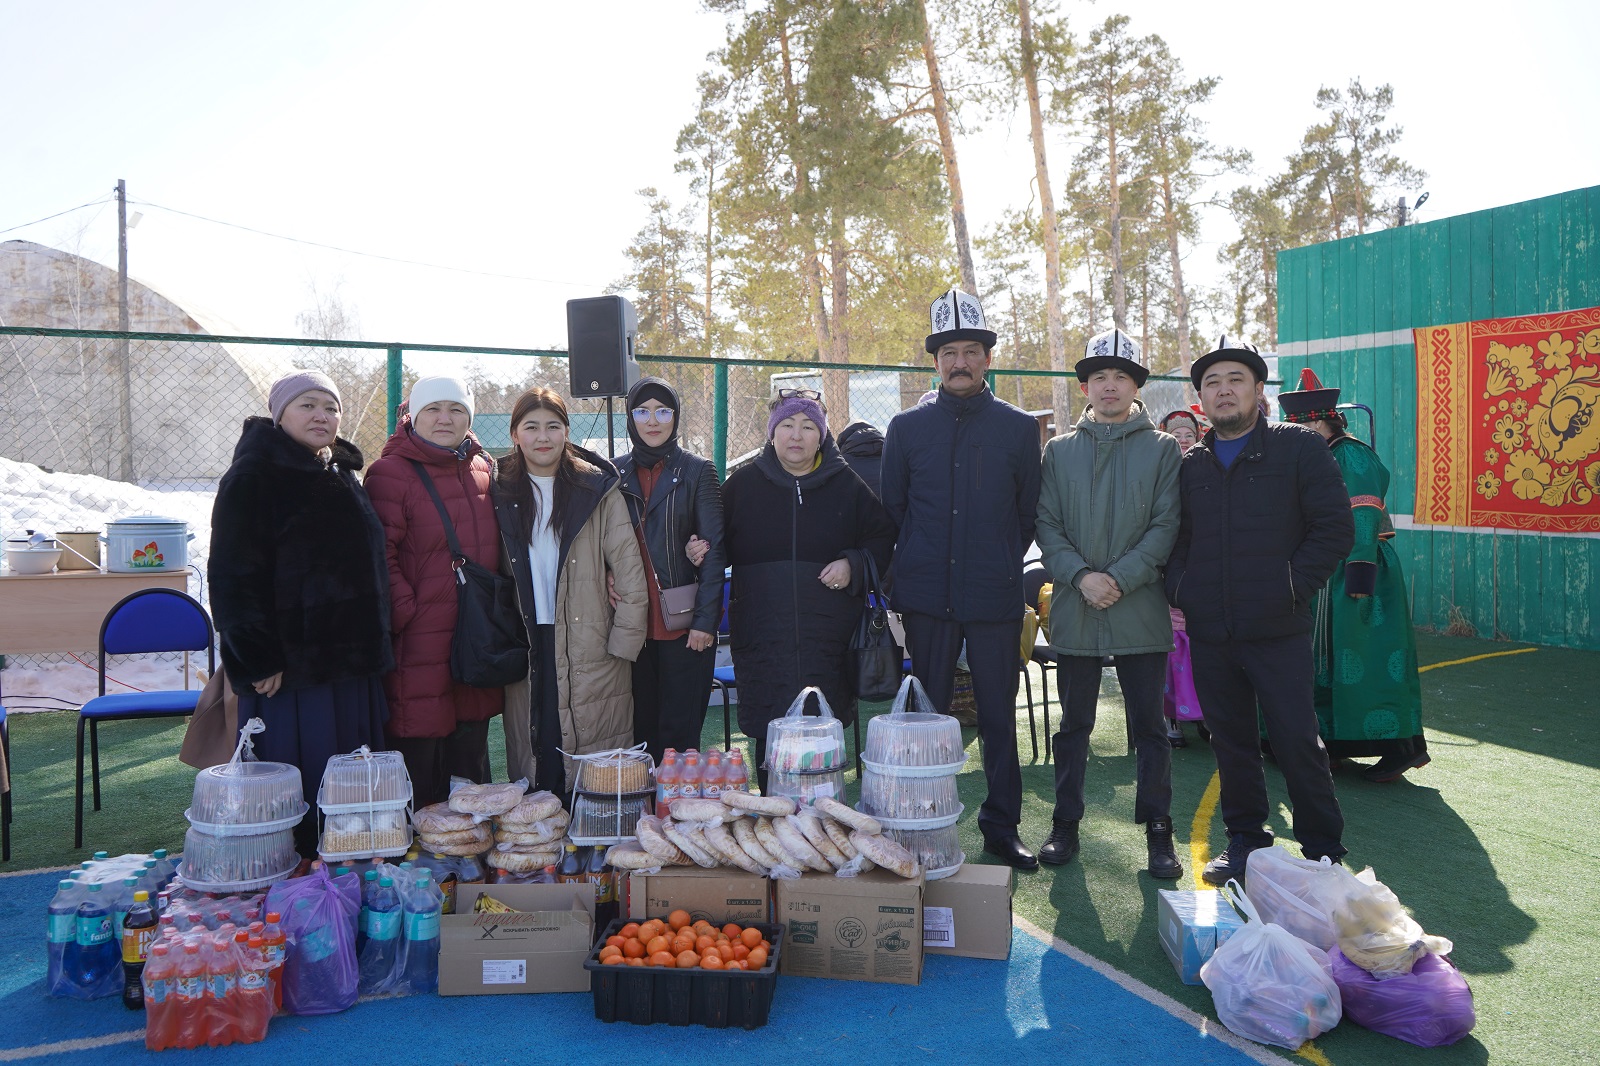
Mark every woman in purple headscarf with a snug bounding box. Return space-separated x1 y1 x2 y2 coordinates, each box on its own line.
720 390 896 791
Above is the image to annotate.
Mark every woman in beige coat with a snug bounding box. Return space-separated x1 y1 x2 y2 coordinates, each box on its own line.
492 387 647 798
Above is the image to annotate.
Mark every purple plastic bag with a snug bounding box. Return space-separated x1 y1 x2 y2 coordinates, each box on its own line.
264 867 361 1015
1329 948 1476 1047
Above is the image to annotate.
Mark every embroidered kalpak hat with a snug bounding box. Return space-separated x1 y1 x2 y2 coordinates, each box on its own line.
925 286 997 354
1191 334 1269 389
1076 327 1150 386
1277 367 1342 423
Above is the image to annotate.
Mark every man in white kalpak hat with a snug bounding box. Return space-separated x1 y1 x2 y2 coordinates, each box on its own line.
1035 328 1184 879
881 286 1043 869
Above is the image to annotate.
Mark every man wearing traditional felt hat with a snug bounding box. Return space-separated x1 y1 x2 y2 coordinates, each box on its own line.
882 286 1042 869
1278 369 1429 783
1035 328 1184 877
1166 336 1355 884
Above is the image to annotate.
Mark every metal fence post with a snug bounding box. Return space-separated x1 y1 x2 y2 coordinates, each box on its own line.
713 361 729 478
387 346 402 434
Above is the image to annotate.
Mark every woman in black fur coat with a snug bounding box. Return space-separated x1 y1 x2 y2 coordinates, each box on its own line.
209 371 393 859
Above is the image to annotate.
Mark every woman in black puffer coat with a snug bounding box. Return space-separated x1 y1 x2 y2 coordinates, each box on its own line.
722 392 895 790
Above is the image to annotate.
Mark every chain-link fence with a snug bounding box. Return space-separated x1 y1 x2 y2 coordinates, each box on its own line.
1 325 1207 678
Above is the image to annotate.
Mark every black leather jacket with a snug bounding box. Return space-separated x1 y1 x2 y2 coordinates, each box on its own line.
616 445 727 634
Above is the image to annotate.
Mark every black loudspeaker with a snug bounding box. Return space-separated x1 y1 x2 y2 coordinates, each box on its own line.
567 296 641 398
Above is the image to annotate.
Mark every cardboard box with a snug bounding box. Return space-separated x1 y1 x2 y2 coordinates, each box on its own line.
775 869 923 985
923 863 1013 960
438 882 595 996
1157 889 1245 985
626 866 771 925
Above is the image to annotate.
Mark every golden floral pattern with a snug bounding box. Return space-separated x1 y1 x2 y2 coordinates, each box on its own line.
1538 331 1574 371
1505 452 1552 501
1482 341 1537 397
1475 471 1502 499
1491 415 1526 453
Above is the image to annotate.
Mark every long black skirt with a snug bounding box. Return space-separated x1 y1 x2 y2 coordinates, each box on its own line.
239 674 389 857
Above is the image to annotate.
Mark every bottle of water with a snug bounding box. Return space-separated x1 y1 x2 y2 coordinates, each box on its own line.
65 881 121 998
149 848 177 888
46 879 83 995
401 874 442 994
112 876 140 942
357 869 378 955
357 876 401 994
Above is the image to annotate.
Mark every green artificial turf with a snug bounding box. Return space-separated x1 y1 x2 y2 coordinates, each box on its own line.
3 631 1593 1064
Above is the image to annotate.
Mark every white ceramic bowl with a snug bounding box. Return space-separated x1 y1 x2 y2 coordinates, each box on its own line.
4 545 61 574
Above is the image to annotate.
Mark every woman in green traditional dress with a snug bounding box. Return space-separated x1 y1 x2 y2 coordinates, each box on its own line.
1278 369 1429 782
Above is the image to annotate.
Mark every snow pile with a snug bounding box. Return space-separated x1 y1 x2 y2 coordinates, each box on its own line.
1 656 210 712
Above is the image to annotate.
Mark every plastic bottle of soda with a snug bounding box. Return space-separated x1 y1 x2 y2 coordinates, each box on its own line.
680 750 702 800
587 845 617 931
429 853 461 915
401 873 442 994
557 843 586 883
121 889 158 1010
237 935 271 1044
357 876 401 994
656 749 680 816
110 876 139 947
537 864 558 884
204 933 239 1046
702 751 725 800
173 941 206 1049
259 912 286 1012
66 881 120 998
46 879 82 995
142 942 176 1051
457 852 486 892
726 750 750 793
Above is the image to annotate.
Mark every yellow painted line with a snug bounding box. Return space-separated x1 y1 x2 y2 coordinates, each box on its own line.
1418 646 1536 673
1188 770 1221 890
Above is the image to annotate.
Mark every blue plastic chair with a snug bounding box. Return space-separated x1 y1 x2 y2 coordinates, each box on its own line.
75 588 215 849
1 703 11 862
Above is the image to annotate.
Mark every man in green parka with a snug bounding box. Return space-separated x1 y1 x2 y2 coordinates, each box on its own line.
1278 370 1428 782
1035 328 1184 878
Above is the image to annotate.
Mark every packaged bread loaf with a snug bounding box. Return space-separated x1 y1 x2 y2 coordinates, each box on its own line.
495 791 564 826
661 818 719 868
412 802 480 836
423 824 497 846
669 797 730 824
850 829 919 878
733 816 785 871
813 796 880 835
605 841 662 872
704 821 766 875
774 815 833 873
489 846 562 873
635 816 692 866
447 780 528 819
795 812 848 870
821 816 858 860
721 791 797 817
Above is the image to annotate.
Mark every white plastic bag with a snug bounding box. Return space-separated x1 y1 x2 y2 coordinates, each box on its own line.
1334 877 1453 979
1245 845 1373 951
1200 880 1343 1050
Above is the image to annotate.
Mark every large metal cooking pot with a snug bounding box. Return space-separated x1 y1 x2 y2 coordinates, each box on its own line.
103 515 190 573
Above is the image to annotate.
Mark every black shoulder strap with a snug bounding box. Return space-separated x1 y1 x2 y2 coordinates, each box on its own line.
407 459 466 563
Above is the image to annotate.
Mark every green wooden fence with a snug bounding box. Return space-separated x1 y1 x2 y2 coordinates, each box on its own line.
1277 185 1600 650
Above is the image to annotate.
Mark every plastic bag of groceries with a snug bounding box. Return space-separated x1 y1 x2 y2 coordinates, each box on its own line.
264 865 359 1014
1199 880 1342 1049
1329 947 1475 1047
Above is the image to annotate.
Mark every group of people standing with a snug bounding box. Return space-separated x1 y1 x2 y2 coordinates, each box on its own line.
207 283 1427 884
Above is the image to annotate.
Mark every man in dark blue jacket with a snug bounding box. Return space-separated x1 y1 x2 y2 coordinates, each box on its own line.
1166 337 1355 885
882 287 1043 869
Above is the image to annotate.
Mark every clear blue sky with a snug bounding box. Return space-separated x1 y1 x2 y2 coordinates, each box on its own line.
3 0 1596 358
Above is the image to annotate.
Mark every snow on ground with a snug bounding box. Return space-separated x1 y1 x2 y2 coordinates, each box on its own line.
1 456 216 710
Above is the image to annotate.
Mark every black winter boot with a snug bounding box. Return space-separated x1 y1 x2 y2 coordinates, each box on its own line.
1145 818 1183 880
1038 821 1080 865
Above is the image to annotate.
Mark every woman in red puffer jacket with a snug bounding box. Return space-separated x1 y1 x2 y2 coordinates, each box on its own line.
365 376 503 806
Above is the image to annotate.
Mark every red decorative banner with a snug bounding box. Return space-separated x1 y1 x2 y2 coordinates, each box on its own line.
1413 306 1600 533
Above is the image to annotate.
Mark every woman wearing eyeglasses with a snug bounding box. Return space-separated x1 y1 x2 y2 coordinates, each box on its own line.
614 376 726 761
722 389 896 790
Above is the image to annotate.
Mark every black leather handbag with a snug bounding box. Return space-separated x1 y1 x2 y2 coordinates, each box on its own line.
848 554 902 702
410 461 530 688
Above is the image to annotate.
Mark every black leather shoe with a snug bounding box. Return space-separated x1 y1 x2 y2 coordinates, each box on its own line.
1036 821 1079 866
1145 818 1183 880
983 834 1040 870
1201 835 1264 887
1166 719 1187 749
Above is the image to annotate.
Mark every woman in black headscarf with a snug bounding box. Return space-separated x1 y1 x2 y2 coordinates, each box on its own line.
615 377 726 760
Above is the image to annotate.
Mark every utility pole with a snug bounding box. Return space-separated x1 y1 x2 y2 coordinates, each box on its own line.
116 179 136 481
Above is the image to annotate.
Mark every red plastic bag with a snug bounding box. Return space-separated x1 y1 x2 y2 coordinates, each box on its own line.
1329 948 1475 1047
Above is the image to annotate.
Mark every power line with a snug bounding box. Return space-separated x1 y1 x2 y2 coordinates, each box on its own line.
129 199 609 290
0 196 116 237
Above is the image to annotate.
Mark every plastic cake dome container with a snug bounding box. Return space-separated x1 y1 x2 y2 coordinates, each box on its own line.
318 748 412 809
179 826 298 891
882 823 964 880
189 760 305 828
858 768 962 821
862 709 964 772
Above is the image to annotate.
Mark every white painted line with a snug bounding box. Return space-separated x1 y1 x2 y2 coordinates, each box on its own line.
1011 914 1283 1065
1278 330 1414 357
1392 513 1600 541
0 1030 144 1062
0 866 74 880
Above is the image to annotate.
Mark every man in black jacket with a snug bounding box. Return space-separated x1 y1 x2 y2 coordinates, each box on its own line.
1166 337 1355 885
837 420 885 498
882 287 1043 869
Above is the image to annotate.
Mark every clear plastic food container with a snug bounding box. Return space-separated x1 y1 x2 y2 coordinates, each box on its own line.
189 760 305 827
863 707 965 770
318 748 412 809
575 750 654 795
569 792 652 843
179 826 298 891
318 808 412 859
882 824 964 880
765 687 847 773
858 768 962 821
764 767 847 809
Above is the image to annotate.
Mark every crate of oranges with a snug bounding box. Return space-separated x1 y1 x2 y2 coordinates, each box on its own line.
582 909 785 1028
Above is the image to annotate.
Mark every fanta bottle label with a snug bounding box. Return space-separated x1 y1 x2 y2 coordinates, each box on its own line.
48 913 76 943
365 909 402 941
77 914 113 946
